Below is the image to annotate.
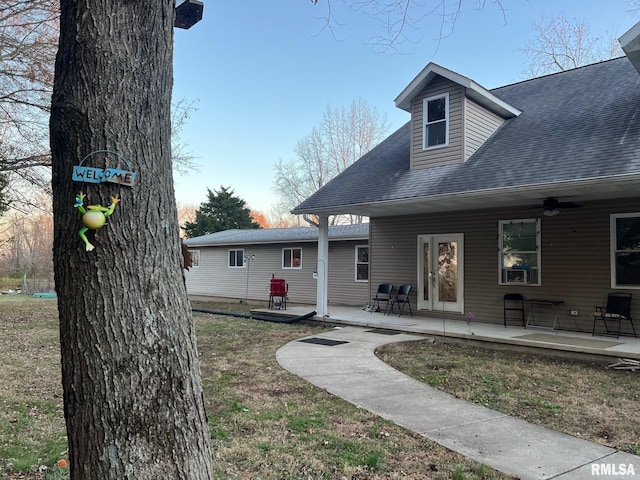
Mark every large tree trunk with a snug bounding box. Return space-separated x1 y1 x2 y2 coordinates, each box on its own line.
49 1 212 478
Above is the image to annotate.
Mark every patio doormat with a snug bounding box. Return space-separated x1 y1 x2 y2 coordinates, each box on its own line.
514 333 623 349
298 337 349 347
367 329 402 335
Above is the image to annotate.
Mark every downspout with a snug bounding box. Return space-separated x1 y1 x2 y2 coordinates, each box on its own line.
303 214 329 317
192 308 317 324
302 214 319 228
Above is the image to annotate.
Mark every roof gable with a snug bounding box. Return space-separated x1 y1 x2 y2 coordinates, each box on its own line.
293 58 640 218
620 21 640 74
394 62 521 118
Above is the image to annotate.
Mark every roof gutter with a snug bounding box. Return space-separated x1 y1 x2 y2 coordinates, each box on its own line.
185 234 369 248
292 173 640 217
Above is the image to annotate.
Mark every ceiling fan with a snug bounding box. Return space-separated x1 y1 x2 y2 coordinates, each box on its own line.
540 197 582 216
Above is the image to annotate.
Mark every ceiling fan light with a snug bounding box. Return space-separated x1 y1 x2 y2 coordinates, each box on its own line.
543 208 560 217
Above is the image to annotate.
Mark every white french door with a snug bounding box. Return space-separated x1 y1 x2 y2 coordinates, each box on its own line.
417 234 464 313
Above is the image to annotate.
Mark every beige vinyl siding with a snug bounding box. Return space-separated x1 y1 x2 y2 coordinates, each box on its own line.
410 79 464 169
327 241 370 306
185 240 368 307
369 197 640 336
277 245 316 304
464 98 504 161
185 244 281 300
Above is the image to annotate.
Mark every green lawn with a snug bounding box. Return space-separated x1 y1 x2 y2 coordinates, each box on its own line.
0 296 514 479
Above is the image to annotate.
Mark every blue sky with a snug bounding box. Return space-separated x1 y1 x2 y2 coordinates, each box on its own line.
172 0 634 214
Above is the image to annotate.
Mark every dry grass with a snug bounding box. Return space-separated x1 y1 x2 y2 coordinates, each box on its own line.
0 297 67 479
1 296 511 480
2 295 639 479
192 301 510 479
3 295 638 479
377 339 640 455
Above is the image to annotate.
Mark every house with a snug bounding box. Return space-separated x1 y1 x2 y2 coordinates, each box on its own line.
183 224 370 307
291 22 640 335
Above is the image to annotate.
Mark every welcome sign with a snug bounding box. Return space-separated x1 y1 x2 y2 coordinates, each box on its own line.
73 166 136 186
73 150 137 187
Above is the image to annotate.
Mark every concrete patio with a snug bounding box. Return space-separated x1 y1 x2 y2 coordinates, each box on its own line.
254 304 640 362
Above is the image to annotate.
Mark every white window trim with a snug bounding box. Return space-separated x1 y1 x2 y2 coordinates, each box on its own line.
422 92 449 150
498 218 541 286
282 247 302 269
610 212 640 289
228 248 245 269
188 249 200 268
355 245 369 283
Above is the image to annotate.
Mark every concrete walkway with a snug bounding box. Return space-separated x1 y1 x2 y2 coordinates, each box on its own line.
276 326 640 480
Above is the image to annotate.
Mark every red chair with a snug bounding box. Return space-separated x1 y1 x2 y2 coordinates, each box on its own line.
269 275 288 310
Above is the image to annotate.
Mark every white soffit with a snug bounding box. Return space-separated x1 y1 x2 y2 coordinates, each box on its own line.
394 62 521 118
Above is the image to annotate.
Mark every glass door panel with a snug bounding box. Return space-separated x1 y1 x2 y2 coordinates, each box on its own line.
423 241 430 304
418 234 463 313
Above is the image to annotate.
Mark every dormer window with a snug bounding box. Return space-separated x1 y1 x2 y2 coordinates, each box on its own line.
423 93 449 150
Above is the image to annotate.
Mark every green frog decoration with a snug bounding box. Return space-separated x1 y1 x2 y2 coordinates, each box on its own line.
74 192 120 251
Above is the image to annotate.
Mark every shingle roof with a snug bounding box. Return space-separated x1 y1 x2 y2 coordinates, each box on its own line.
292 58 640 216
183 223 369 247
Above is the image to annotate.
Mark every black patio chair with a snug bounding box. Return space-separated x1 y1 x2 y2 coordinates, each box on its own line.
388 284 413 317
370 283 393 314
592 293 636 338
503 293 525 327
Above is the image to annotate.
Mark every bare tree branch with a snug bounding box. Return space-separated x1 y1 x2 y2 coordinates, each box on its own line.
0 1 198 213
309 0 506 54
519 15 624 78
273 98 389 224
171 97 200 175
0 0 57 206
0 204 54 280
626 0 640 16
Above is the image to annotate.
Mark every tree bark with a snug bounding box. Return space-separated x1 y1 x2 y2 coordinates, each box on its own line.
50 1 212 478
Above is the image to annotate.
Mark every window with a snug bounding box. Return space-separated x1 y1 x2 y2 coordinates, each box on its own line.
611 213 640 288
423 93 449 149
188 249 200 268
229 249 244 268
355 245 369 282
282 248 302 269
499 219 540 285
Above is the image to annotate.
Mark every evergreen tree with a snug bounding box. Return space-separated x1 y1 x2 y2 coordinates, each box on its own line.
184 186 261 237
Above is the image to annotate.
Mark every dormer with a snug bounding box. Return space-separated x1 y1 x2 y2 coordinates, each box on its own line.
394 63 521 170
620 21 640 75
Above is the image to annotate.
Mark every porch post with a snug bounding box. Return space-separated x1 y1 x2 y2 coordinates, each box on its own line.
316 215 329 317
